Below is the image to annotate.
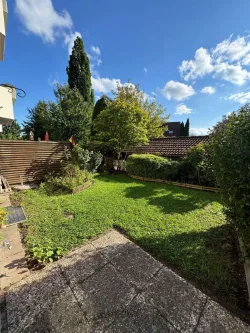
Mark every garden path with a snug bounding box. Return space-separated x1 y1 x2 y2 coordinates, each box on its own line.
3 230 250 333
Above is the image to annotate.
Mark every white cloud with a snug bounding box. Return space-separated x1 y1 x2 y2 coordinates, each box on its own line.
201 86 216 94
144 67 148 73
212 35 250 63
91 46 101 56
64 31 82 55
15 0 72 43
179 48 213 81
190 128 209 136
91 77 121 94
213 62 250 85
161 80 196 101
225 91 250 104
175 103 193 115
179 35 250 86
152 92 156 97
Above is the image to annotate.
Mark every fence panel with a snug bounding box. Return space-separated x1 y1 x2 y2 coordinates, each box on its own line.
0 140 70 185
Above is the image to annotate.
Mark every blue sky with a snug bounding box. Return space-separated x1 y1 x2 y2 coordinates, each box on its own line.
2 0 250 135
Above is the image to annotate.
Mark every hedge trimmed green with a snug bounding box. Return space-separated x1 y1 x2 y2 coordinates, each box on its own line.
126 154 174 180
126 151 215 186
208 104 250 255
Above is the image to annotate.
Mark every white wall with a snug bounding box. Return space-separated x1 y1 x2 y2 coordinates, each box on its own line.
0 86 15 125
0 0 7 60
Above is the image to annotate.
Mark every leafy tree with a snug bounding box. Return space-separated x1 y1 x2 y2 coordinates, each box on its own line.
94 98 149 159
22 101 55 140
208 104 250 252
113 83 169 139
53 84 92 145
179 122 185 136
92 95 112 121
0 120 22 140
66 37 92 103
184 118 190 136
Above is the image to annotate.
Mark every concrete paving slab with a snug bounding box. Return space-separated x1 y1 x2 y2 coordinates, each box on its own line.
58 243 107 286
4 230 250 333
20 289 88 333
194 299 250 333
72 264 136 322
91 230 131 260
104 294 178 333
111 243 162 289
0 224 30 290
143 266 207 333
6 265 68 333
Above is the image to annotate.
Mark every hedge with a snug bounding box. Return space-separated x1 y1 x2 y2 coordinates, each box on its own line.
126 149 215 187
126 154 174 180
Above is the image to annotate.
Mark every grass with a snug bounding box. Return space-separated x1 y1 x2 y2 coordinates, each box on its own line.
16 174 247 313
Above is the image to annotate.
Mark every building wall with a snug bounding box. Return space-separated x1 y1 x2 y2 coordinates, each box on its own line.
0 86 15 125
0 0 7 60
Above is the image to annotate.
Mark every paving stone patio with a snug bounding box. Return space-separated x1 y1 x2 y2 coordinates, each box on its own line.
3 229 250 333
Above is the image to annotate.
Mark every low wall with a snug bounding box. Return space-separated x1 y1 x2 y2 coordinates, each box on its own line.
129 175 217 192
0 140 70 185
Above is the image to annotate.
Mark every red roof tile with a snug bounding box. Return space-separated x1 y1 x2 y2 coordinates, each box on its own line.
125 136 210 157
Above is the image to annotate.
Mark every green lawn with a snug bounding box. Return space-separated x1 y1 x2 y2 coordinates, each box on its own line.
17 174 245 311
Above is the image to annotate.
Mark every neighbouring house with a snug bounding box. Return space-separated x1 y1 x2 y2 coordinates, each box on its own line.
0 0 15 133
0 85 16 131
124 136 210 159
164 122 181 137
0 0 7 61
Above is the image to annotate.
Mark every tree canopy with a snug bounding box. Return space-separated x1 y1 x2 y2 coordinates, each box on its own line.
94 97 148 159
66 37 92 104
0 120 22 140
53 84 93 145
112 83 169 139
184 118 190 136
22 101 55 140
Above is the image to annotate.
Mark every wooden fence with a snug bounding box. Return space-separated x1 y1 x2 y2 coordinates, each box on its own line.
0 140 70 185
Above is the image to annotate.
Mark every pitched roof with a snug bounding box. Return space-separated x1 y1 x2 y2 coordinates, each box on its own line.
125 136 210 157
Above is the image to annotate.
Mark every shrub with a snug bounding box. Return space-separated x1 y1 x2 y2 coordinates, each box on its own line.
71 146 103 172
208 104 250 253
126 154 173 179
0 207 7 228
183 143 215 186
44 164 92 193
126 148 215 186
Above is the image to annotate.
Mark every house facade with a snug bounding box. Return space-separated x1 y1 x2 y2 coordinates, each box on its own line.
0 0 15 132
164 122 181 137
0 0 7 61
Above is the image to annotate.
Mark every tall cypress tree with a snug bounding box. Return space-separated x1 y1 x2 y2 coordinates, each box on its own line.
184 118 190 136
90 89 95 107
66 37 92 103
179 122 185 136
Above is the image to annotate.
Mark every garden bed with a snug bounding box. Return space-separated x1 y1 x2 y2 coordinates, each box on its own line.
16 174 249 322
129 175 217 192
72 180 93 194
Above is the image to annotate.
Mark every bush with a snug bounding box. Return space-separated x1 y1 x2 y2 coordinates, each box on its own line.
0 207 7 228
126 147 215 186
71 146 103 172
208 104 250 253
44 164 92 193
126 154 173 179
